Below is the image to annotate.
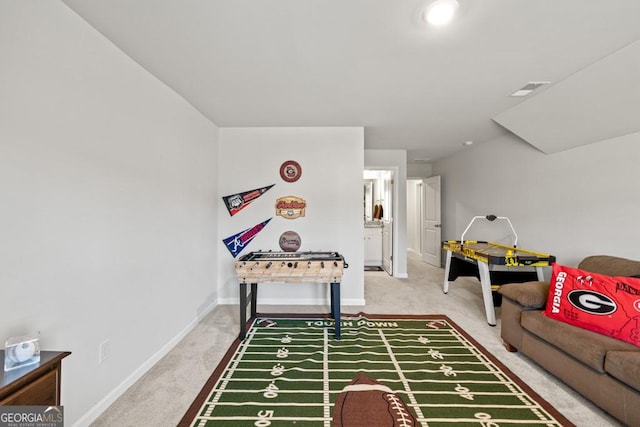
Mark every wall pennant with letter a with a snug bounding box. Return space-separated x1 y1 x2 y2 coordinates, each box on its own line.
223 184 275 217
222 218 272 258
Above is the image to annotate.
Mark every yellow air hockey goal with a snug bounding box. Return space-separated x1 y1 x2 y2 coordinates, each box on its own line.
442 215 555 326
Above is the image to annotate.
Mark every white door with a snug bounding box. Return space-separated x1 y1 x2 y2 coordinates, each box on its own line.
382 220 393 274
421 176 441 267
381 171 393 275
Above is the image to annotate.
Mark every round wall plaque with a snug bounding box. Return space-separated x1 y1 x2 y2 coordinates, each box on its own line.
280 160 302 183
279 230 302 252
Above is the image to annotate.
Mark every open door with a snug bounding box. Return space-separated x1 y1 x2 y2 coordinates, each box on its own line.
381 171 393 275
365 168 395 275
421 176 441 267
382 220 393 274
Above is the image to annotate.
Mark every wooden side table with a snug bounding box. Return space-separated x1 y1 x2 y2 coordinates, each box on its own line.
0 350 71 406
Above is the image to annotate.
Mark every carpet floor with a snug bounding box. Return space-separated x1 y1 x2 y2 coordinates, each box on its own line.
90 252 621 427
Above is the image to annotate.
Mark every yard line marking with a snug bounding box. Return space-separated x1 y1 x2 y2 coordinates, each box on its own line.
379 329 428 427
205 387 528 396
212 401 328 407
229 366 510 374
198 416 331 422
422 418 561 424
323 327 331 427
237 358 492 366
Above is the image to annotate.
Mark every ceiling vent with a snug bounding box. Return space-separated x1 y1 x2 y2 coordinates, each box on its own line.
510 81 550 97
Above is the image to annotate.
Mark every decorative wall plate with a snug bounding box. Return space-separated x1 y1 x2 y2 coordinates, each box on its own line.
279 231 302 252
279 160 302 183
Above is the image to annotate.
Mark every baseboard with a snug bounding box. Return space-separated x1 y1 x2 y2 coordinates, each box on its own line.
72 300 217 427
218 297 366 306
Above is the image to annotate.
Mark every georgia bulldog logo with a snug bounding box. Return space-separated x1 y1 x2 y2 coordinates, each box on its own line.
567 290 617 315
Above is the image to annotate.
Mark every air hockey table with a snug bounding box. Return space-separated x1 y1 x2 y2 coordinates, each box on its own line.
442 216 555 326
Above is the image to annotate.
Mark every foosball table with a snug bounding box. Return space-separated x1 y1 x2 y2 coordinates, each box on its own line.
235 251 348 340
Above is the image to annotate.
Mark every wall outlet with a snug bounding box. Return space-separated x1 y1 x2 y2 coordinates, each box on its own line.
99 339 111 364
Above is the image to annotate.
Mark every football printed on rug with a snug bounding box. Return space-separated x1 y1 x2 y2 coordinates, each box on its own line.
333 373 418 427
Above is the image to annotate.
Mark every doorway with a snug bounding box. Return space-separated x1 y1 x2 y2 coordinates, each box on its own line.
363 169 394 275
407 176 441 268
421 176 441 267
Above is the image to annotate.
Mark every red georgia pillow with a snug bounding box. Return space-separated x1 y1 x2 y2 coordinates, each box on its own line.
543 263 640 347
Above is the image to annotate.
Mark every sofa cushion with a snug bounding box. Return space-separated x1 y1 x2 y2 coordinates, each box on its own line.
498 281 549 309
579 255 640 277
605 351 640 391
521 310 638 372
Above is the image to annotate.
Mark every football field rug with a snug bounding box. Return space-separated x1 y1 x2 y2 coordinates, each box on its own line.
179 314 573 427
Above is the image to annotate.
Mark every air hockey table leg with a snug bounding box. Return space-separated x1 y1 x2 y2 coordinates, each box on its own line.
443 249 453 294
477 261 497 326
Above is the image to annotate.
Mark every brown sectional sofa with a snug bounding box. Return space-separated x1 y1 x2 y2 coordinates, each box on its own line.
498 255 640 426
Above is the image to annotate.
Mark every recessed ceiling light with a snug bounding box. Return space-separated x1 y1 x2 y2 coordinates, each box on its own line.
510 81 551 97
463 140 473 146
423 0 459 26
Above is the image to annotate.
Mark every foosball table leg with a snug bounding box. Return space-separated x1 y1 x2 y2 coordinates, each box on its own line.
250 283 258 318
239 282 259 340
239 282 247 339
330 282 341 339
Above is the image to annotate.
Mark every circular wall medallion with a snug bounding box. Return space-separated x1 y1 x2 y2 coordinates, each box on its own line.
279 230 302 252
280 160 302 183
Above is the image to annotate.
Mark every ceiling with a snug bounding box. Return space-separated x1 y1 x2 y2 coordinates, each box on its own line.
61 0 640 162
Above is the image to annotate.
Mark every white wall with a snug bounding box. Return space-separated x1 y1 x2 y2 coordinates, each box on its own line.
406 179 422 254
364 150 408 278
0 3 219 425
433 132 640 267
407 162 433 179
218 128 365 306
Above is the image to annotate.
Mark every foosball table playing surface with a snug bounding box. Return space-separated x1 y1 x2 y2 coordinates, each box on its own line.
235 251 348 339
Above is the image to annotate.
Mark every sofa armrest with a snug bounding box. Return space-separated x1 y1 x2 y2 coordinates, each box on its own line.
498 281 549 310
498 281 549 352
